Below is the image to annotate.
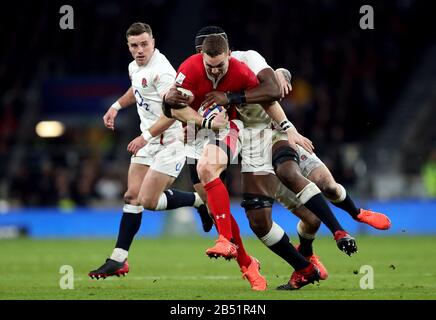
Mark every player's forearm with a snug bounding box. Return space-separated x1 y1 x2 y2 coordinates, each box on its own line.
262 101 296 132
147 115 176 137
244 68 281 104
113 87 136 110
171 106 204 127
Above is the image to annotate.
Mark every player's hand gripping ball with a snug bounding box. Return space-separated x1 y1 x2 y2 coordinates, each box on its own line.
198 103 225 120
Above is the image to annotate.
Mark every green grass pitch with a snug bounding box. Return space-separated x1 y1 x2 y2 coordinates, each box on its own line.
1 236 435 300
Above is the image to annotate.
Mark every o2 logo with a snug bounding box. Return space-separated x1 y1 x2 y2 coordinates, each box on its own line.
175 162 182 172
134 89 150 111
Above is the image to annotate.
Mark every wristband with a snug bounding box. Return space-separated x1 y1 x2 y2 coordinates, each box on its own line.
226 91 247 105
111 101 122 111
201 118 213 129
142 130 153 141
279 119 296 132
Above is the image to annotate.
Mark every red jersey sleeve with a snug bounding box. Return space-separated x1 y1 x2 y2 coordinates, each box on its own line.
175 54 210 111
228 58 259 91
175 54 202 96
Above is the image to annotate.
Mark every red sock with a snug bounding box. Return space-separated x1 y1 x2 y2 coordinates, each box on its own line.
230 214 252 268
204 178 232 240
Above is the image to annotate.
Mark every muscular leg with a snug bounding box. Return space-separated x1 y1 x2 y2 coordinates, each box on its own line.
138 169 202 211
189 157 227 205
90 156 205 279
197 144 231 238
307 165 391 230
272 140 357 256
275 179 321 255
188 159 221 232
138 169 175 209
242 172 310 271
308 165 359 218
112 163 148 262
197 144 251 267
193 183 207 203
275 182 329 280
272 141 344 233
292 206 320 257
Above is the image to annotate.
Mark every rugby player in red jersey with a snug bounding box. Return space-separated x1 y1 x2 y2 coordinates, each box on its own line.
162 34 268 290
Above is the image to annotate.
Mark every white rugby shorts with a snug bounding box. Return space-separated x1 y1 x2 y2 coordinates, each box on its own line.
131 140 186 178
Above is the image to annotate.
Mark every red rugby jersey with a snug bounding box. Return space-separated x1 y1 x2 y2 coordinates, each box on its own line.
175 53 259 120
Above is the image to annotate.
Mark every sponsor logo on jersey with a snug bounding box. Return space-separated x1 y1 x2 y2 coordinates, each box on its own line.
142 78 148 88
175 72 186 85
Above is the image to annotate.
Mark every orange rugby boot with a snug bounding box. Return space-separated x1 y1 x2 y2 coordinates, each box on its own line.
277 263 320 290
240 256 267 291
206 235 238 260
355 208 391 230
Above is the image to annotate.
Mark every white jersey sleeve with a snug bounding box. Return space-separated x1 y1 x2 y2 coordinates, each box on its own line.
232 50 273 128
153 69 175 98
231 50 272 76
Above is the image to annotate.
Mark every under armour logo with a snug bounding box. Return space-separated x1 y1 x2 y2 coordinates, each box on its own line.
215 214 226 220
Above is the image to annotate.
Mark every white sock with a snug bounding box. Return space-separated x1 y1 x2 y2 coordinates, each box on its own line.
110 248 128 262
123 204 143 214
330 184 347 203
154 193 168 210
259 222 285 247
193 192 204 208
296 182 321 204
297 220 316 240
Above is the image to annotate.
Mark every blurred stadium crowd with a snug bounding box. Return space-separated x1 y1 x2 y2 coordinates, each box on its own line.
1 0 435 208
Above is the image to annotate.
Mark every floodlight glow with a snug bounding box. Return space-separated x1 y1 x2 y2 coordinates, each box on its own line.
35 121 65 138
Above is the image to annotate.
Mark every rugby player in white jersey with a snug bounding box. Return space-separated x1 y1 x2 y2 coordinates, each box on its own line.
88 23 210 279
192 26 390 289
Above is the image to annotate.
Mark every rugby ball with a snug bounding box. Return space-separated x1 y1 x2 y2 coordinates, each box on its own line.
198 103 225 120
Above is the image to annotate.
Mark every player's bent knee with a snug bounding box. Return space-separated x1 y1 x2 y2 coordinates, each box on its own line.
124 193 140 206
124 194 133 203
321 182 346 202
273 148 302 183
321 182 340 200
241 194 274 237
241 193 274 211
197 161 220 184
138 195 158 211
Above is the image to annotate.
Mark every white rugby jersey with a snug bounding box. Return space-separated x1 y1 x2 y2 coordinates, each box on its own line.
231 50 272 128
129 48 182 144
